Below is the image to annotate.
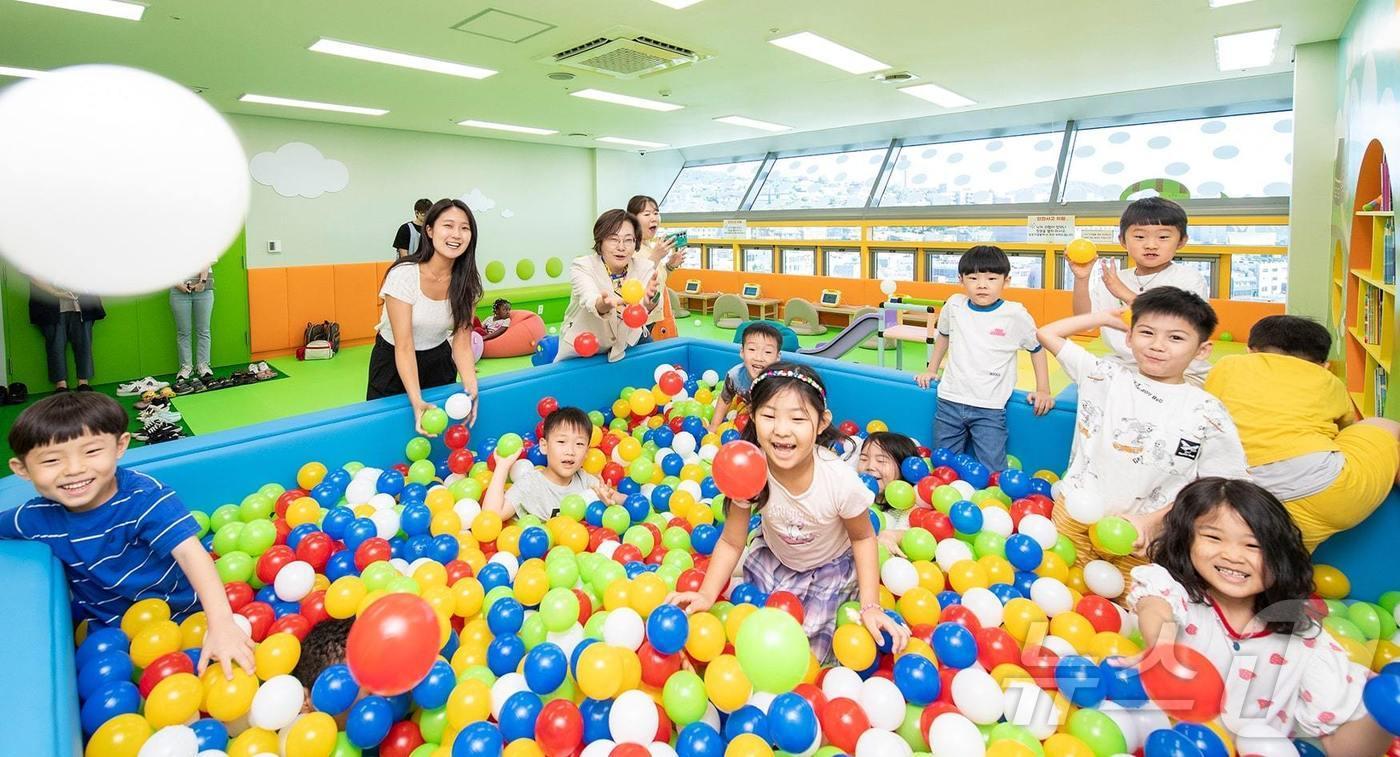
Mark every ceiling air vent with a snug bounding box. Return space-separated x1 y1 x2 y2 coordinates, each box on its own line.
541 27 709 79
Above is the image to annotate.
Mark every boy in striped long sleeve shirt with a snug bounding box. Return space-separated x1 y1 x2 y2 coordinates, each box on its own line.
3 392 253 677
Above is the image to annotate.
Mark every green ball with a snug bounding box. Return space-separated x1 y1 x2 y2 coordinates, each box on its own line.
987 723 1040 755
973 531 1007 560
546 257 564 278
386 575 420 595
814 749 846 757
602 506 631 534
546 560 579 590
734 608 809 693
1378 590 1400 615
885 481 915 511
407 459 436 485
609 418 629 433
421 407 448 435
191 511 211 539
711 496 728 523
1379 602 1399 639
1324 599 1348 617
710 601 734 627
483 585 515 612
662 670 707 725
545 677 576 703
330 733 360 757
516 259 536 280
1220 331 1234 342
1066 708 1126 757
215 551 254 583
1323 615 1366 643
970 490 999 507
237 519 277 556
900 527 936 562
484 260 505 284
645 512 670 530
931 485 961 514
212 522 244 556
417 706 448 745
897 703 930 752
469 462 490 478
623 525 655 556
583 610 609 640
451 477 484 503
343 461 364 475
1005 454 1022 470
655 566 681 590
540 588 581 631
405 437 432 462
361 562 398 591
662 549 694 572
459 665 496 687
592 561 626 593
410 744 437 757
496 433 523 457
662 526 692 552
521 613 547 648
209 504 241 531
559 494 587 521
1347 602 1383 640
239 494 274 522
258 483 285 500
1051 534 1078 566
629 457 656 485
588 410 606 427
1093 516 1137 556
619 387 635 401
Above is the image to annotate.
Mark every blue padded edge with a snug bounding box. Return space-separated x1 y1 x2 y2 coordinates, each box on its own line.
0 541 81 756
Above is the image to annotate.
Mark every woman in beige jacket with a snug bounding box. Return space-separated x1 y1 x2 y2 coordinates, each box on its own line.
555 209 663 363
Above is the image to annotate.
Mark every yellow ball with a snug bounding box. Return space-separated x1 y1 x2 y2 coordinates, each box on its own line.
914 561 945 593
504 739 546 757
447 678 493 729
603 579 632 612
1066 566 1087 595
1003 598 1048 644
1034 469 1060 484
179 612 208 649
296 461 328 490
514 567 550 606
472 511 503 543
832 624 877 670
621 278 645 305
612 399 632 419
978 555 1016 586
629 391 656 418
284 712 338 757
1043 733 1095 757
1065 238 1098 265
555 520 590 553
669 490 696 515
725 604 758 643
430 509 463 536
497 524 523 556
695 387 714 405
948 559 990 593
866 420 888 433
618 648 642 691
680 464 707 483
686 612 726 662
144 672 203 728
1088 631 1139 661
425 486 455 513
1036 552 1070 583
1338 637 1373 668
121 597 171 638
325 576 367 619
130 619 181 667
285 497 322 527
353 503 377 519
1373 639 1400 672
576 644 623 700
1049 612 1095 653
227 727 279 757
989 663 1032 689
254 632 302 680
630 573 668 617
704 654 752 712
584 448 607 475
84 713 151 757
900 637 937 663
1313 564 1350 600
413 561 450 590
896 586 942 627
201 665 258 721
987 740 1037 757
725 733 774 757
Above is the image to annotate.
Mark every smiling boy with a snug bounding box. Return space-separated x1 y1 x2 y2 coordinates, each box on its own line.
483 406 622 521
710 322 783 433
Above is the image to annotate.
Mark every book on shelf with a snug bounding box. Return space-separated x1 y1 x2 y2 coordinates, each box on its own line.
1363 286 1381 344
1376 365 1389 417
1385 219 1396 285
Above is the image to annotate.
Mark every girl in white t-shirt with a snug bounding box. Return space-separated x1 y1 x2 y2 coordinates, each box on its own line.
668 362 909 662
1126 477 1388 755
368 199 483 434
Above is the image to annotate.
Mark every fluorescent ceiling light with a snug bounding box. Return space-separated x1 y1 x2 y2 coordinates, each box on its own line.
597 136 669 148
898 82 976 108
714 115 791 132
240 94 387 116
570 88 683 112
1208 0 1256 7
650 0 704 7
768 32 889 75
1214 27 1280 71
0 65 48 78
15 0 144 20
458 119 557 136
310 38 496 80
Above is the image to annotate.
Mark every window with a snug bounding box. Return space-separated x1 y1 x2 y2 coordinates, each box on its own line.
743 247 774 273
748 226 862 241
926 252 1044 288
879 131 1063 206
874 250 916 281
1061 111 1294 202
1056 253 1215 297
781 248 816 275
873 225 1031 243
679 246 702 269
1230 253 1288 302
1056 252 1128 290
825 249 862 278
752 148 888 210
661 160 763 212
707 245 734 271
1188 225 1290 247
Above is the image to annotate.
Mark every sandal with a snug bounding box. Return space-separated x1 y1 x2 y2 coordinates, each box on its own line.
4 382 26 405
255 361 276 380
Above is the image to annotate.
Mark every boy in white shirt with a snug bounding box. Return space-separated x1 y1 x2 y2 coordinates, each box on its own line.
916 245 1054 471
1038 286 1248 593
1072 197 1211 385
484 406 622 521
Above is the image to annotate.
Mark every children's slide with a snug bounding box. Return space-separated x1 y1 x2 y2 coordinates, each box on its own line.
796 312 881 359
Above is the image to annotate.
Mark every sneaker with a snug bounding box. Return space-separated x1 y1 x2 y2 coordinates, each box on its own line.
172 378 196 396
117 376 169 396
176 366 192 381
138 405 182 424
190 378 208 393
4 383 26 405
76 384 94 392
254 361 276 380
197 365 213 380
134 420 178 442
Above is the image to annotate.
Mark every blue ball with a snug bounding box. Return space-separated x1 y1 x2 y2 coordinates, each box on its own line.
431 533 460 563
1293 739 1327 757
720 429 741 445
1004 533 1044 572
931 622 977 669
80 680 139 734
477 562 512 593
661 454 684 476
647 603 690 656
1103 658 1148 707
1171 722 1230 757
931 447 953 467
400 483 427 504
948 500 984 534
584 500 607 527
617 477 641 496
324 468 352 492
387 692 412 720
498 690 544 743
699 477 719 500
1363 673 1400 738
690 524 720 555
962 462 990 489
324 550 360 581
892 654 941 705
651 484 674 511
874 610 906 654
436 459 454 480
523 643 569 694
868 509 882 533
400 503 433 536
321 506 356 540
77 652 133 700
487 634 527 676
453 720 504 757
441 629 460 660
310 482 340 507
1055 655 1107 708
580 697 613 743
1028 477 1053 497
403 534 434 561
998 468 1032 500
682 417 706 438
624 493 651 524
311 664 359 714
767 693 818 753
729 583 766 607
190 718 228 752
900 456 930 483
652 426 675 449
724 705 769 743
488 598 526 636
256 585 278 604
271 600 300 618
1013 570 1038 596
936 591 963 608
286 523 317 550
377 469 405 496
519 527 551 561
528 445 548 466
413 660 456 710
625 561 649 579
343 517 378 551
859 473 881 496
988 583 1025 603
1144 729 1205 757
676 722 724 757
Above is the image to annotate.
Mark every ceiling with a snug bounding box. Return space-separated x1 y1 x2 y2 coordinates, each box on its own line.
0 0 1356 153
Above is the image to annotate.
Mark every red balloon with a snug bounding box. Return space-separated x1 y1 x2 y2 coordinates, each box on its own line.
1020 645 1060 690
820 697 870 754
644 547 668 566
536 699 583 757
267 613 312 640
792 683 827 716
613 544 643 565
300 591 330 626
601 462 625 488
765 591 806 624
916 476 938 507
987 471 1001 488
574 332 599 358
935 666 959 704
588 528 618 552
677 569 705 594
237 601 275 642
392 463 410 476
733 413 749 433
939 605 982 633
444 424 470 451
667 517 693 533
652 702 671 742
448 448 475 475
931 466 959 485
537 397 560 419
379 720 425 757
975 627 1019 671
273 518 291 546
621 304 648 329
659 371 683 396
711 441 768 502
225 582 254 612
355 538 392 571
138 651 194 697
573 588 593 624
295 532 334 572
1139 643 1225 723
910 624 936 646
1076 595 1122 633
667 417 685 433
922 510 955 541
611 745 649 757
638 642 682 688
445 560 473 584
598 435 621 455
838 421 859 437
346 594 441 695
275 489 305 519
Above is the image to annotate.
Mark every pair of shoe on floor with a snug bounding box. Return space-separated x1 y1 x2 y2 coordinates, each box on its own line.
0 382 27 405
133 418 183 444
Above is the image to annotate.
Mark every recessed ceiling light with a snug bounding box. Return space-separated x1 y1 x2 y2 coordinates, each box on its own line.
458 119 558 136
0 65 48 78
649 0 704 7
597 136 669 148
309 38 496 79
714 115 792 132
239 94 387 116
570 89 683 112
1214 27 1280 71
1208 0 1256 7
898 82 976 108
768 32 889 75
14 0 144 21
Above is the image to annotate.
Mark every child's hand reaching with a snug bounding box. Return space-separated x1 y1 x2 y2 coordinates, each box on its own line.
592 483 624 506
1026 390 1055 416
861 605 910 654
666 591 714 615
199 616 255 679
914 369 940 389
1099 259 1133 301
1098 306 1130 332
1124 509 1168 557
495 447 525 472
878 529 905 558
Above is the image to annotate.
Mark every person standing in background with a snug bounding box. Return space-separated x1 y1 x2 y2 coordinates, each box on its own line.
393 198 431 259
170 266 214 385
627 195 682 342
28 279 103 392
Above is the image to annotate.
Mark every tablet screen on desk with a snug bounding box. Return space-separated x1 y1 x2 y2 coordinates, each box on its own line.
741 284 760 298
820 289 840 306
684 280 700 294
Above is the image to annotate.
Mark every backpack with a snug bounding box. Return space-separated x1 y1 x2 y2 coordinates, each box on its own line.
298 320 341 360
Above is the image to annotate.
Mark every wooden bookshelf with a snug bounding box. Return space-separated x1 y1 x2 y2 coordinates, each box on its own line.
1342 140 1397 420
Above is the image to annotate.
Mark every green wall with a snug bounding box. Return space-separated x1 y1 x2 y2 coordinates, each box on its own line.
2 232 251 389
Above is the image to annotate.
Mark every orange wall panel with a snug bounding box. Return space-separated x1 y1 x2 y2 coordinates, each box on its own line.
333 263 381 341
248 268 290 353
284 265 338 348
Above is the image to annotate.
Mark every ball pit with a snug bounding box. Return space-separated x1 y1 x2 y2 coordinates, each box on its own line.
1 338 1398 756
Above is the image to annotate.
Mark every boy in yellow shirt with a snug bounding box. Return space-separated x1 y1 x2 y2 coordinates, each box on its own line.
1204 315 1400 550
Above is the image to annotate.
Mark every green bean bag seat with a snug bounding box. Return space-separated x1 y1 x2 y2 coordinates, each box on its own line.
712 294 748 329
783 297 827 336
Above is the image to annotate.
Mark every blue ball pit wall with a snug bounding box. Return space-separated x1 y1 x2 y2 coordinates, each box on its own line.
0 336 1393 754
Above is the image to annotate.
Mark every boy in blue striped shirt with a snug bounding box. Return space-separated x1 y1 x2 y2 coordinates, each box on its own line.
3 392 253 676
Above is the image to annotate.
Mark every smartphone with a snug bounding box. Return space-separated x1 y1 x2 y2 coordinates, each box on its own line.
667 231 688 248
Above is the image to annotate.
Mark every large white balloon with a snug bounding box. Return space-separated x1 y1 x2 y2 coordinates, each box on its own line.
1030 577 1074 617
879 557 918 597
935 538 975 572
1063 488 1105 523
1234 723 1298 757
1017 514 1057 549
0 66 248 295
820 667 863 702
445 392 473 420
579 740 616 757
960 587 1004 629
859 677 906 730
856 729 912 757
138 725 199 757
950 668 1004 724
247 675 303 731
610 690 660 745
369 509 400 540
928 713 985 757
980 506 1013 537
1097 701 1142 753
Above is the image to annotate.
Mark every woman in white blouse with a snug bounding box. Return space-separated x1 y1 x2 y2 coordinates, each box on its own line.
555 209 663 363
368 198 482 433
627 195 683 341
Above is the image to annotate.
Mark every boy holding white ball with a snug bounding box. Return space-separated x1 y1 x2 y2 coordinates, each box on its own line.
484 406 624 522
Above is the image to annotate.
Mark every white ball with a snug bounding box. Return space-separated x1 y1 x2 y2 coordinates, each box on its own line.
1030 577 1073 617
368 493 397 512
746 690 775 713
490 673 528 720
197 751 229 757
934 538 974 572
248 675 303 731
640 483 656 498
880 279 897 296
138 725 199 757
579 741 616 757
856 729 912 757
673 388 691 402
454 498 482 523
701 703 721 731
1039 634 1076 659
488 552 519 579
610 690 659 745
655 447 676 463
950 668 1004 724
1001 681 1061 740
821 666 863 702
699 445 718 463
859 677 906 730
980 506 1013 537
1083 560 1126 598
949 480 975 500
928 713 985 757
389 558 412 575
1097 701 1142 753
647 742 679 757
880 557 918 596
702 369 719 385
604 607 645 650
445 392 473 420
369 509 400 540
230 614 253 637
1017 514 1057 549
672 432 698 456
1063 489 1105 523
597 540 620 559
959 587 1004 629
547 624 586 659
510 459 536 483
345 478 377 505
678 480 703 500
273 561 315 602
0 66 248 295
654 364 673 383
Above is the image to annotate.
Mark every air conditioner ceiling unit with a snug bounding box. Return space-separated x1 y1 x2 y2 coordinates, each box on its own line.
542 26 710 79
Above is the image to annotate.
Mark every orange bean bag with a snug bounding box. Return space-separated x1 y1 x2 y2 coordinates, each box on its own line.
481 310 547 359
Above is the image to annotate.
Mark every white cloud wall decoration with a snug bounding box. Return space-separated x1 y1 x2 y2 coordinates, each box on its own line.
250 142 349 198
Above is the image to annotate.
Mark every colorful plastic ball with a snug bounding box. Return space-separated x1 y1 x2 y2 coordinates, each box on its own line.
1139 644 1226 723
81 680 140 734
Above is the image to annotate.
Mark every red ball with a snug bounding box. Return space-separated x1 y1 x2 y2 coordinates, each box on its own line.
573 589 593 625
916 446 932 458
712 440 768 502
644 547 668 566
1076 595 1122 634
355 537 392 571
447 448 475 475
300 591 330 626
444 424 470 451
267 613 312 640
931 466 959 485
588 528 618 551
792 683 827 716
659 371 683 396
666 517 693 533
273 518 292 545
379 720 425 757
598 435 621 456
275 489 306 519
295 532 334 572
764 591 806 624
677 569 705 594
621 304 648 329
346 594 441 695
922 511 955 541
987 470 1000 488
916 476 938 507
1021 645 1060 690
392 463 410 476
537 396 559 419
536 699 583 757
974 627 1019 671
838 421 859 436
820 697 870 754
611 745 649 757
733 413 749 432
601 462 625 488
225 582 254 612
613 544 643 565
445 560 473 584
910 624 936 647
1139 643 1226 723
667 417 685 433
638 641 681 688
137 651 194 697
574 332 599 358
939 605 982 633
919 701 961 739
236 601 275 642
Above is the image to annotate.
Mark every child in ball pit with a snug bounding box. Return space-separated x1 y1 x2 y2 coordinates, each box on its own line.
3 392 254 676
1127 477 1390 755
707 321 783 434
483 405 624 522
856 431 922 554
668 361 910 662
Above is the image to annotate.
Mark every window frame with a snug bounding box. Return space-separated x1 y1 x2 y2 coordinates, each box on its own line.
741 246 776 273
706 245 735 271
871 249 917 282
823 248 863 279
780 247 817 276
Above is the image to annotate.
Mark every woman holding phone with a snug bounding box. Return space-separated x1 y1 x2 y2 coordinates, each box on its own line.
627 195 685 342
